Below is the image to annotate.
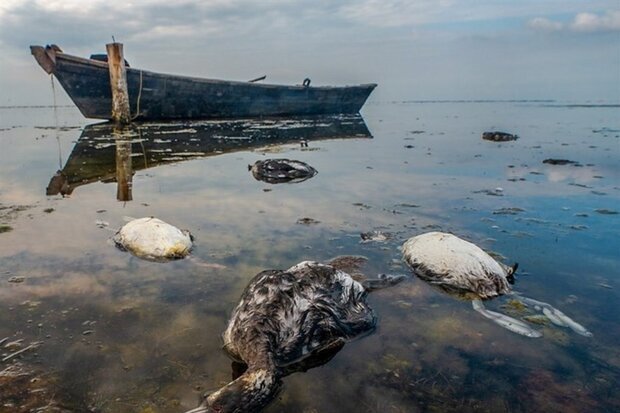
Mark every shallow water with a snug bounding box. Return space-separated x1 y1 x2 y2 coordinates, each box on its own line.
0 101 619 413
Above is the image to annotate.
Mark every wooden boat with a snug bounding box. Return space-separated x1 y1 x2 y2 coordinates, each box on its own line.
46 114 371 197
31 45 377 121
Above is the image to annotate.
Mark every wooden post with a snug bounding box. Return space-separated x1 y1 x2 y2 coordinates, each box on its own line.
106 42 131 124
115 127 133 202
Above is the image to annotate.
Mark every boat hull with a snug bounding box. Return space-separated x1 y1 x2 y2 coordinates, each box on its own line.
31 45 376 120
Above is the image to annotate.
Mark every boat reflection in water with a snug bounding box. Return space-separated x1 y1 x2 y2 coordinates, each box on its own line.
46 114 371 200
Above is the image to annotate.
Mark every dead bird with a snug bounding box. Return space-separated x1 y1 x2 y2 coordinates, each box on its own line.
98 217 224 268
185 258 405 413
402 232 592 338
248 159 317 184
113 217 193 261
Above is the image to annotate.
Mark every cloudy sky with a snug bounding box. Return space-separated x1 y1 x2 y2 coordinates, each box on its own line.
1 0 618 106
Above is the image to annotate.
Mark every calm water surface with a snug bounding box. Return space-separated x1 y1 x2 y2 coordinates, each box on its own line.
0 101 618 413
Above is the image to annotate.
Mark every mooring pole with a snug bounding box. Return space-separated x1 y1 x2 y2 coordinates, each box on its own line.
115 130 133 202
106 42 131 124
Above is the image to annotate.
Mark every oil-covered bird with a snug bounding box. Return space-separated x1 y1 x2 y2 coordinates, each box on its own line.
249 158 317 184
185 258 404 413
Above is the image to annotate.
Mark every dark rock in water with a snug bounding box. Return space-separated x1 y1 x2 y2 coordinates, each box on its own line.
327 255 368 275
493 207 525 215
297 217 320 225
594 208 618 215
249 158 317 184
473 188 504 196
543 159 579 166
360 231 392 243
482 131 519 142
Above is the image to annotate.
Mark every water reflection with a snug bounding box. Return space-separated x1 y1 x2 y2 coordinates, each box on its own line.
45 115 371 199
2 102 618 413
115 129 133 202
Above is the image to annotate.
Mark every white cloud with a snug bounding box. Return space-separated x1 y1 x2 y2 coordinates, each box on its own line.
1 0 619 104
528 10 620 33
337 1 617 28
571 10 620 32
527 17 563 32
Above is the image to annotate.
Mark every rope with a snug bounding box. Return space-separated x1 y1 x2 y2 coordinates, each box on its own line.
51 76 63 169
132 69 143 120
138 127 148 168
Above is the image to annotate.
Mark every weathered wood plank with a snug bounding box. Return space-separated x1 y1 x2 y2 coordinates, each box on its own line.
106 43 131 124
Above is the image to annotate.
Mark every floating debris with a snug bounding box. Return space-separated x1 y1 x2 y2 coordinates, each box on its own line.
296 217 320 225
523 315 550 326
482 131 519 142
501 299 528 314
474 188 504 196
594 208 618 215
360 231 392 243
592 127 620 134
1 341 42 362
493 207 525 215
517 217 550 225
95 220 109 228
543 159 580 166
3 339 23 350
569 183 591 188
249 158 317 184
